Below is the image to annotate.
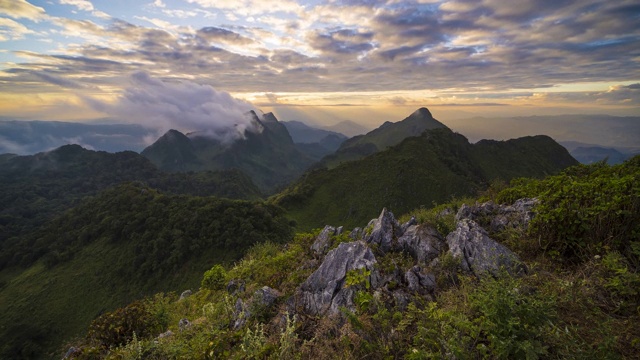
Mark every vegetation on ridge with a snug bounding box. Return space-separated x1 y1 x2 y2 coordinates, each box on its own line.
274 128 577 231
0 183 292 359
65 157 639 359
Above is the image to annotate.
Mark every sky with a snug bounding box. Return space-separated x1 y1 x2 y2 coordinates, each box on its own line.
0 0 639 133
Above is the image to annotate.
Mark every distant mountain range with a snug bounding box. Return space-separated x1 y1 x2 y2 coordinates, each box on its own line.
0 120 155 154
282 121 348 161
141 111 314 194
559 141 640 165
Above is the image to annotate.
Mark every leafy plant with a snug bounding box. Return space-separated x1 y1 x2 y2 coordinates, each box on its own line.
201 264 227 290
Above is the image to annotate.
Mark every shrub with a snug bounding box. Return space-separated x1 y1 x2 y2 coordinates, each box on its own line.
470 276 555 359
201 264 227 290
497 157 640 263
86 300 161 349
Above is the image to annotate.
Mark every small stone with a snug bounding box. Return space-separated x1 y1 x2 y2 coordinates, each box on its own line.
179 289 192 300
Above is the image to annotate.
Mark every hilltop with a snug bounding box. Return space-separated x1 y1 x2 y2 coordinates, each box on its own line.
274 127 577 230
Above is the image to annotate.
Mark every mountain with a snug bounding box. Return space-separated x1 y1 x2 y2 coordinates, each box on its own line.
282 120 348 144
445 115 640 148
282 121 349 161
322 119 370 137
273 127 578 230
570 146 630 165
0 183 293 359
142 112 314 193
0 144 262 249
320 108 448 168
559 141 639 164
0 120 156 154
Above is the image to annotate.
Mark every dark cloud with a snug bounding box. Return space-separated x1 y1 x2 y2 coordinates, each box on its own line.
196 27 256 45
308 29 376 55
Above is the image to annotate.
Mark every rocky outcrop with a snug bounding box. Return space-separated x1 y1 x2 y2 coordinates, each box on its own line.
297 241 378 315
455 198 539 232
446 219 525 277
398 224 446 264
311 225 337 256
405 266 436 294
364 208 402 252
233 286 281 329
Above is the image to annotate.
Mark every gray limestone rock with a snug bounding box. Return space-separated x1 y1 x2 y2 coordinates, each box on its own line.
253 286 280 308
226 279 246 295
364 208 401 252
405 266 436 294
447 219 526 277
297 241 377 315
400 216 417 234
178 318 192 332
179 289 192 300
456 198 539 232
311 225 337 256
398 224 446 264
349 227 363 240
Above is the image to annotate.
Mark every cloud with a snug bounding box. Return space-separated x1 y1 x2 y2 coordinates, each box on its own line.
30 71 88 89
0 0 48 22
59 0 94 12
85 72 259 143
197 27 256 45
307 28 376 56
0 17 35 40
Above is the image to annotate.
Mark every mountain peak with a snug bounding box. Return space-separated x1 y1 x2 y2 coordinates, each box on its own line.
411 107 433 118
262 112 279 123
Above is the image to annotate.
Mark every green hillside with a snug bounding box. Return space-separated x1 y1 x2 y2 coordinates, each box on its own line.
273 128 578 230
0 144 262 252
0 183 293 359
64 157 640 360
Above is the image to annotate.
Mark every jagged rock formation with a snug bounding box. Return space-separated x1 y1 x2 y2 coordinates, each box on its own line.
310 225 341 257
363 208 402 252
456 198 538 232
447 219 525 277
293 198 534 317
398 224 446 264
296 241 378 315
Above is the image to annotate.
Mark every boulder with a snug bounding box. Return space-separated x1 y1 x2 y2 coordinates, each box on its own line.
456 198 539 232
398 224 446 264
178 318 192 332
405 266 436 294
349 227 363 240
232 286 281 329
311 225 337 256
179 289 192 300
297 241 378 315
226 279 246 295
400 216 417 234
253 286 280 308
157 330 174 339
446 219 525 277
364 208 401 252
233 298 248 330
